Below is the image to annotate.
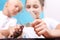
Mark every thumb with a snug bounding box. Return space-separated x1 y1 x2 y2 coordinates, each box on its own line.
31 19 42 27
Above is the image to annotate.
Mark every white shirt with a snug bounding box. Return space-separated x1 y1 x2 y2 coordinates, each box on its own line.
22 17 60 38
0 11 17 30
42 17 59 30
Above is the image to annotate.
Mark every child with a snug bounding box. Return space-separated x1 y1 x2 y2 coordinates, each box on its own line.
0 0 23 38
24 0 60 38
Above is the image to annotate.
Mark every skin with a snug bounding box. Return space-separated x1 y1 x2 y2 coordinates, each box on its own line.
26 0 43 19
3 0 22 17
26 0 60 38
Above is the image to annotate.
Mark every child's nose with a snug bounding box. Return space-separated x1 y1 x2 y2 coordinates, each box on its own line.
16 7 19 11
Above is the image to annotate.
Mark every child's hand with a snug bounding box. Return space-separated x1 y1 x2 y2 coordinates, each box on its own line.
9 24 24 38
31 19 51 38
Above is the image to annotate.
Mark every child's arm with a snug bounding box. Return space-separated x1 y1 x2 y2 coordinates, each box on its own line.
31 19 60 38
0 29 10 38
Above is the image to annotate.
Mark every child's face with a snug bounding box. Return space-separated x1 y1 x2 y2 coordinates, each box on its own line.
26 0 43 19
7 0 22 16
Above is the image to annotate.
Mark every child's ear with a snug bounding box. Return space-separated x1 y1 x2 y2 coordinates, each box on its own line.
4 2 9 8
41 6 44 11
18 1 23 12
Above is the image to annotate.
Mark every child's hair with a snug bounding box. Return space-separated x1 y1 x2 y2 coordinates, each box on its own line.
26 0 44 7
39 0 44 7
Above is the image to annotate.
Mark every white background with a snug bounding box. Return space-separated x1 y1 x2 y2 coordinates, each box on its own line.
44 0 60 22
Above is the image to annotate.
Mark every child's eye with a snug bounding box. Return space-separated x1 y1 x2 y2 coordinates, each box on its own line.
15 5 18 8
26 5 31 9
33 5 39 9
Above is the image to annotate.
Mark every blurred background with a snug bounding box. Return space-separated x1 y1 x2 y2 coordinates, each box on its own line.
0 0 60 25
44 0 60 22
